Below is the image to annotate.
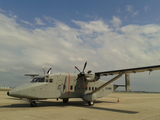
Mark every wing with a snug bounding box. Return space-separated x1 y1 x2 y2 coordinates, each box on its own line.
95 65 160 76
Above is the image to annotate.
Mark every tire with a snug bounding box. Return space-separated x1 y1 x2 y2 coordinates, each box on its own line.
63 98 69 103
30 101 37 107
88 101 94 106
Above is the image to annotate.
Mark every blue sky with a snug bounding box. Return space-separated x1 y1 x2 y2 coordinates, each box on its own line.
1 1 160 28
0 0 160 92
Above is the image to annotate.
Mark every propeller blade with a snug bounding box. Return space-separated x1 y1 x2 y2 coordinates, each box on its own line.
82 61 87 73
47 68 52 74
74 66 81 73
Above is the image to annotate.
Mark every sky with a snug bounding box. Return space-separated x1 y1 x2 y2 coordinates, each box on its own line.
0 0 160 92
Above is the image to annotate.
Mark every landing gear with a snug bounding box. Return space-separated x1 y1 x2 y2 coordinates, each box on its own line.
88 101 94 106
29 100 37 107
63 98 69 103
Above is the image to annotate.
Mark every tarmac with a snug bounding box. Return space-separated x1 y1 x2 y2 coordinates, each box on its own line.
0 91 160 120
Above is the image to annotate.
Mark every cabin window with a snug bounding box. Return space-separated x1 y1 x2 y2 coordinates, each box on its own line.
89 87 91 91
50 79 53 83
31 77 45 82
92 87 94 91
39 78 45 82
70 85 73 90
46 79 49 82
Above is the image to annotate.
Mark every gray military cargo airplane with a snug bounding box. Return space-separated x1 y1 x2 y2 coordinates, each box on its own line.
7 62 160 107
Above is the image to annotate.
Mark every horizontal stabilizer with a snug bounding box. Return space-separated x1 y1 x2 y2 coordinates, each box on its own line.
25 74 39 77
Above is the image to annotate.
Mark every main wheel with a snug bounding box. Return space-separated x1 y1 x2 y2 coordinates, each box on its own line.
88 101 94 106
63 98 69 103
30 101 37 107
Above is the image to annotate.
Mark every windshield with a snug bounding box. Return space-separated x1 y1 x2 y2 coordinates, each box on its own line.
31 77 45 82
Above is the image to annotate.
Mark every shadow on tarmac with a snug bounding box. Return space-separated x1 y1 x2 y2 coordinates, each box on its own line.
1 100 138 114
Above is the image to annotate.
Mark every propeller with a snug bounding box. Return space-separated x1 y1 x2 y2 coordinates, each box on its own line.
75 61 87 80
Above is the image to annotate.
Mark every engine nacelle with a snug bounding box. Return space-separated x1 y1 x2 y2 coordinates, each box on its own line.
82 93 97 102
85 73 96 82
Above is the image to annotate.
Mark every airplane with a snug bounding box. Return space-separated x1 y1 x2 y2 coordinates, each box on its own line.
7 62 160 107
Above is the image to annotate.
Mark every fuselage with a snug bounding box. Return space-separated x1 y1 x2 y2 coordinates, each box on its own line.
8 73 114 101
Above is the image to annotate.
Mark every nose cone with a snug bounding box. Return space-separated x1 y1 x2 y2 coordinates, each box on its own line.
7 83 47 99
7 87 21 98
7 83 31 98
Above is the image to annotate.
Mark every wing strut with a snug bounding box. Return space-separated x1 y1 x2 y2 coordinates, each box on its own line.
125 73 130 91
91 73 124 95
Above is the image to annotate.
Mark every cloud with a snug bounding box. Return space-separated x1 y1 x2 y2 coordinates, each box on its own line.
0 13 160 91
110 16 122 28
20 20 33 26
126 5 139 17
35 17 45 25
0 8 6 13
144 6 150 12
43 16 57 23
72 20 110 33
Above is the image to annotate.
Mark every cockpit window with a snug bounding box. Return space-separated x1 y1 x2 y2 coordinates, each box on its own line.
31 77 45 82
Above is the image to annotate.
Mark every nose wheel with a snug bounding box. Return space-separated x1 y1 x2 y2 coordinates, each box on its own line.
88 101 94 106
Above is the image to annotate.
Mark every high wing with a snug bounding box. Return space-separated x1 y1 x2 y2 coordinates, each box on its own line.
95 65 160 76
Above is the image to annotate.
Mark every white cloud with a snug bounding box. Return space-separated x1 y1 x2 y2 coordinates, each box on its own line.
35 17 45 25
126 5 139 17
0 13 160 91
110 16 122 28
43 16 57 23
72 20 110 34
20 20 33 26
126 5 133 12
